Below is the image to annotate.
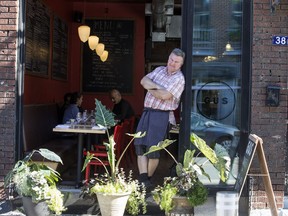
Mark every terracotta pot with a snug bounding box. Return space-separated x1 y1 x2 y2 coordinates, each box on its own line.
22 196 50 216
166 196 194 216
96 191 131 216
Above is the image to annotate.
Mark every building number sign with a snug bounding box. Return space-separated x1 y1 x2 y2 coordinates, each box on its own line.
272 36 288 45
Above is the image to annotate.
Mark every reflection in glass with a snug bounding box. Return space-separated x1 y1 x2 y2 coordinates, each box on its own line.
190 0 243 186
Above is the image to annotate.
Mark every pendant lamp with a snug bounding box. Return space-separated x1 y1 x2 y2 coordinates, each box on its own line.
78 25 90 42
100 50 109 62
88 35 99 50
225 42 233 51
96 43 105 56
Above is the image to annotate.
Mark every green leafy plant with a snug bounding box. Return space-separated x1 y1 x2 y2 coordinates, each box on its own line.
4 148 66 215
81 99 147 216
144 133 231 214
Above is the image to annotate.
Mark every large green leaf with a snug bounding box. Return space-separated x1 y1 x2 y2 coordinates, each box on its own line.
190 134 231 182
144 139 176 155
214 144 231 182
190 133 217 164
95 99 116 128
183 149 195 169
38 148 63 164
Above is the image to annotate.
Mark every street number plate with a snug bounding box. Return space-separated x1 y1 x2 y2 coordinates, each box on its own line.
272 36 288 45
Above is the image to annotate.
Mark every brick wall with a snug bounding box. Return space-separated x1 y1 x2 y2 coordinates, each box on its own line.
0 0 18 200
251 0 288 209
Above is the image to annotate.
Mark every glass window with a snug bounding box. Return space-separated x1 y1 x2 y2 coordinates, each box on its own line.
190 0 243 186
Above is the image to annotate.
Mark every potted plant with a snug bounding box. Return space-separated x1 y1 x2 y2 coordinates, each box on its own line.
144 133 231 215
81 99 147 216
4 148 67 216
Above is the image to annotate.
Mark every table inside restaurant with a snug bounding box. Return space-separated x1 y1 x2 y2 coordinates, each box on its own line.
53 124 106 187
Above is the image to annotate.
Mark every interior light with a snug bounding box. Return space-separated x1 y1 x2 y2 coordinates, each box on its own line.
78 25 90 42
96 43 105 56
88 35 99 50
225 43 234 51
100 50 109 62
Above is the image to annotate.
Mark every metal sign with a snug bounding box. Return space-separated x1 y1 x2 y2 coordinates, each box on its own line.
272 36 288 45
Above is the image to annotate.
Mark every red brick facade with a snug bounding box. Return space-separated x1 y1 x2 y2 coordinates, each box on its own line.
0 0 288 210
250 0 288 209
0 0 18 200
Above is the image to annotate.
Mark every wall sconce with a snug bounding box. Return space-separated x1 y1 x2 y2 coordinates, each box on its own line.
266 85 280 107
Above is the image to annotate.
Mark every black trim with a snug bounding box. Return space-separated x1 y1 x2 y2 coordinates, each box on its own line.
178 0 194 162
16 0 26 161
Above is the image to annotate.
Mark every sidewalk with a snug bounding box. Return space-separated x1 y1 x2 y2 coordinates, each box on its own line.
2 192 288 216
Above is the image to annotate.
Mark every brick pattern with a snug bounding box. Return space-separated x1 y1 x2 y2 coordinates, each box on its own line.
251 0 288 209
0 0 18 200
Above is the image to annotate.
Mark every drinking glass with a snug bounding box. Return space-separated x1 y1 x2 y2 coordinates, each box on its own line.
70 119 75 128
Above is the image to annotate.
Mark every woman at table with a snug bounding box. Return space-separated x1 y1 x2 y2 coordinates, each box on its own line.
62 92 83 124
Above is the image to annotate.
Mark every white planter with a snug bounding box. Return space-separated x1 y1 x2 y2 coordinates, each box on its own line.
96 192 131 216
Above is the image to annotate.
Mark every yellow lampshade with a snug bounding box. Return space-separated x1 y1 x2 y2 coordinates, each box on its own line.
78 25 90 42
96 43 105 56
100 50 109 62
88 36 99 50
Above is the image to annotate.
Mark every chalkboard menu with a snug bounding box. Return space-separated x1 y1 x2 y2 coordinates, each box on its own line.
25 0 50 76
82 19 134 93
52 15 68 80
234 137 257 195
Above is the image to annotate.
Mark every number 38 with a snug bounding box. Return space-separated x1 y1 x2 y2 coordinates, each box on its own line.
275 36 287 45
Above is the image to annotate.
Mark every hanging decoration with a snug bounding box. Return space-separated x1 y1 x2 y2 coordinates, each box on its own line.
78 0 109 62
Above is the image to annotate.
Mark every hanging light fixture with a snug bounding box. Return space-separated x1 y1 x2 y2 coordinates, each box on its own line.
225 42 234 51
78 0 90 42
100 50 109 62
88 35 99 50
78 25 90 42
96 43 105 56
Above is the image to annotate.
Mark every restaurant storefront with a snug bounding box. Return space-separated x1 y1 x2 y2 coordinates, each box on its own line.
0 0 287 211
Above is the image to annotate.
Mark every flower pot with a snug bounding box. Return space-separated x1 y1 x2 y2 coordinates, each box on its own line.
96 192 131 216
22 196 50 216
166 196 194 216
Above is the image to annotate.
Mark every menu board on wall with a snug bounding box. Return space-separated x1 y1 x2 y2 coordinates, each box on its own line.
25 0 50 76
52 15 68 80
82 19 134 93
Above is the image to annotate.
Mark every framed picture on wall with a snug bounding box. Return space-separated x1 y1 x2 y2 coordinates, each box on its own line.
25 0 50 77
52 15 68 81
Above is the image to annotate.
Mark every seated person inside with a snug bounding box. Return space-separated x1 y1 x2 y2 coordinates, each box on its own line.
109 89 135 123
62 92 83 124
59 92 72 123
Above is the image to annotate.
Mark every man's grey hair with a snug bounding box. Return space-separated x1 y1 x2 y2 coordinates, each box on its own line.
171 48 185 61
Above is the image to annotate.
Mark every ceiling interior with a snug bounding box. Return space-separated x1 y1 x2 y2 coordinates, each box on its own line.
66 0 183 41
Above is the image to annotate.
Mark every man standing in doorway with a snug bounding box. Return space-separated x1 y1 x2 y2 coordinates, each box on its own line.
134 48 185 188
